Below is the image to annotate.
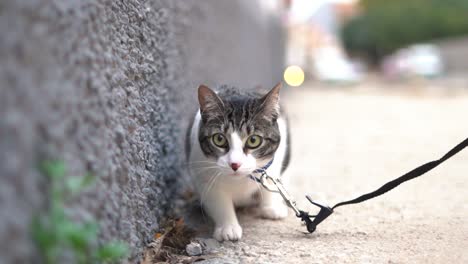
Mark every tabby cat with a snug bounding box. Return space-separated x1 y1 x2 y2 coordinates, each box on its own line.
186 83 290 241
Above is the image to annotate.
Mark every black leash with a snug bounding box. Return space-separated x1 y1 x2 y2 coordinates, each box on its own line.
251 137 468 233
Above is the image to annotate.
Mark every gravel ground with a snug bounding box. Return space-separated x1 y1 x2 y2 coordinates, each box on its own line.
187 80 468 264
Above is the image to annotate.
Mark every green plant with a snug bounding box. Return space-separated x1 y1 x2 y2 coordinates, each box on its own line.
32 160 129 264
341 0 468 63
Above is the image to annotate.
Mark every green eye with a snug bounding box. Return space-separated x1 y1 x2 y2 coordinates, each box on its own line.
246 135 263 149
212 133 227 147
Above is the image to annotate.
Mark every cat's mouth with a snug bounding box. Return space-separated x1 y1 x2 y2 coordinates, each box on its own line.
217 165 255 178
228 171 246 176
225 169 250 178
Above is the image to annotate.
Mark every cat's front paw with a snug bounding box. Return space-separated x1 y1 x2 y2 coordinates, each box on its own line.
213 224 243 241
259 204 289 220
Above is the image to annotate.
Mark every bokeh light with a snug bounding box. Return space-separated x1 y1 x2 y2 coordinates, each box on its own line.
283 65 305 86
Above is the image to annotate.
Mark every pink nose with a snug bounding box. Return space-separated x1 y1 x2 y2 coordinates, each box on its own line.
230 163 241 171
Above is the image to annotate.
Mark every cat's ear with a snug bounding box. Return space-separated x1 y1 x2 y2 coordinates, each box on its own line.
198 85 224 121
260 82 281 119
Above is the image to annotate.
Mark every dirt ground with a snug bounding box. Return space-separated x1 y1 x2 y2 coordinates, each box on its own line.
184 79 468 264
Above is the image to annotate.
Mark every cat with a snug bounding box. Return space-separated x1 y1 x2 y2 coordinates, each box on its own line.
186 83 290 241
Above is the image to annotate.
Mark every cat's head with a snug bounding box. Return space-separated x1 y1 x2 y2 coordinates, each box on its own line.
197 83 282 177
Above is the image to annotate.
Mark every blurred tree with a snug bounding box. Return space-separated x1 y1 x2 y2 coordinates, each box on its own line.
342 0 468 64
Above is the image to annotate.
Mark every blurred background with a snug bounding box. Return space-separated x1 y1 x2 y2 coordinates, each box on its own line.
285 0 468 83
275 1 468 262
1 0 467 263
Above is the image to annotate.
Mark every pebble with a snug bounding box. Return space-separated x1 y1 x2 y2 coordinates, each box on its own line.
186 242 203 256
195 238 221 253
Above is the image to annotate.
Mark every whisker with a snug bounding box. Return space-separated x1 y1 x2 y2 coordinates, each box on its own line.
200 171 221 221
184 161 218 165
203 175 218 206
182 161 217 165
192 166 221 171
206 172 221 202
199 173 217 221
190 163 220 168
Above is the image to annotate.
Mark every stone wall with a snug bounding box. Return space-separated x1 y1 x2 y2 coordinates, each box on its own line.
0 0 284 262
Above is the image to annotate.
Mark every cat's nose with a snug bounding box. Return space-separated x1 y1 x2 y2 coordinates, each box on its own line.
230 163 241 171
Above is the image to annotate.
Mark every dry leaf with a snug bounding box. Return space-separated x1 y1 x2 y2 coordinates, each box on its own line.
142 218 197 263
181 189 195 201
162 218 196 250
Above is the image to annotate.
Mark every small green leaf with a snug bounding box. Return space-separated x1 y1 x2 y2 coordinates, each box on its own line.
96 241 129 262
50 203 66 224
81 221 99 242
65 177 83 194
40 160 66 180
31 217 55 251
82 173 96 187
66 173 95 194
31 216 59 264
34 160 127 263
59 221 91 252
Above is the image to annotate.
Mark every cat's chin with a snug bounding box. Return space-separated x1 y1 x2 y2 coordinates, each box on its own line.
224 171 250 179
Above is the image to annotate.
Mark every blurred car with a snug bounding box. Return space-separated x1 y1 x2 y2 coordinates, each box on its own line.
382 44 444 79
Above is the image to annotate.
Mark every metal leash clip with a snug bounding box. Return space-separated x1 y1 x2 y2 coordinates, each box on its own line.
259 173 301 216
259 172 334 233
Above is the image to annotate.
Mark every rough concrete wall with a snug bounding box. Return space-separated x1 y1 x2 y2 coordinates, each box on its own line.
0 0 284 263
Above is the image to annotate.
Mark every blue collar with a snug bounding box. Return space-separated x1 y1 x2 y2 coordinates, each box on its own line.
252 158 274 174
248 158 274 183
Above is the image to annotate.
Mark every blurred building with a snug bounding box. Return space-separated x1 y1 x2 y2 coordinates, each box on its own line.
286 0 361 82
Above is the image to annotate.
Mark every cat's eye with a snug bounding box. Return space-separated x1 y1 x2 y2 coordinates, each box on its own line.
212 133 228 148
246 135 263 149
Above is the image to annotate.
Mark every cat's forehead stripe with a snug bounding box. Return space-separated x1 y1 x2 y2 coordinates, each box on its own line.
225 99 256 132
198 85 281 159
